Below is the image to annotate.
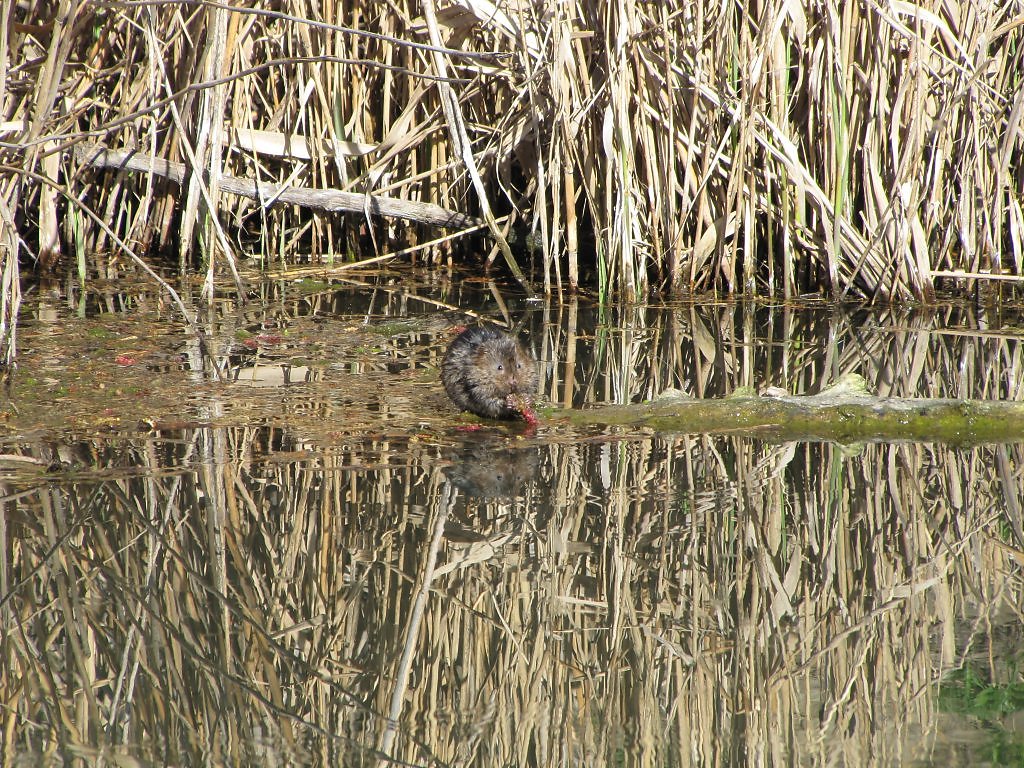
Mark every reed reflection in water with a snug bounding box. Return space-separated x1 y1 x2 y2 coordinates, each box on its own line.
5 283 1024 764
1 425 1021 765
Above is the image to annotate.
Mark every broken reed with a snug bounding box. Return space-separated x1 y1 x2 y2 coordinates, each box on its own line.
4 1 1023 304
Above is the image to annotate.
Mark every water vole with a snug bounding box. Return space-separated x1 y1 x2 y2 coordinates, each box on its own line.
441 326 538 420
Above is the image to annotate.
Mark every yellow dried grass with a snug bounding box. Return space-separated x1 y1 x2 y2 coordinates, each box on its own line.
0 0 1021 320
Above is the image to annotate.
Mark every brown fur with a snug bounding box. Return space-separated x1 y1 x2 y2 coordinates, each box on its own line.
441 326 538 419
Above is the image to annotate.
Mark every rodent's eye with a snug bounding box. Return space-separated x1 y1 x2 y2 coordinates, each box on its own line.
496 363 504 372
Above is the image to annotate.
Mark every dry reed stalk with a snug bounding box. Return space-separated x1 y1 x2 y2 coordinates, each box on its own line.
25 0 80 268
419 0 533 293
1 0 1023 383
0 197 18 370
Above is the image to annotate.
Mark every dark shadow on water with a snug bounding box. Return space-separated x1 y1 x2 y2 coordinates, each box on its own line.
444 432 541 500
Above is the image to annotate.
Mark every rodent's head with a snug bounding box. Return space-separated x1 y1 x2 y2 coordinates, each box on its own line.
476 338 536 397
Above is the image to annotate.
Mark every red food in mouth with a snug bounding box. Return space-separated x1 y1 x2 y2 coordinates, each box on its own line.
506 392 539 425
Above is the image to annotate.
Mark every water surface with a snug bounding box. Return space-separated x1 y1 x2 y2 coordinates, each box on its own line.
2 270 1022 765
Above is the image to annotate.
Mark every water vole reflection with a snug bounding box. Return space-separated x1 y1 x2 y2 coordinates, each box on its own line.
443 434 540 499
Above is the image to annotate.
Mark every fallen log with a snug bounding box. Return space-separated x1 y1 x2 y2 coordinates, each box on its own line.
74 143 484 230
550 374 1024 444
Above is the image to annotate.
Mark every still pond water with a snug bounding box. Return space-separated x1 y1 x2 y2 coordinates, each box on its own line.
2 268 1023 766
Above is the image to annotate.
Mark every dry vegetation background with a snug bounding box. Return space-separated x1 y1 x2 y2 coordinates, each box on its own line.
3 2 1024 760
2 0 1023 335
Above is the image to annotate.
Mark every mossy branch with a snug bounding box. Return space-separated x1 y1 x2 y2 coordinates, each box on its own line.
549 374 1024 444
